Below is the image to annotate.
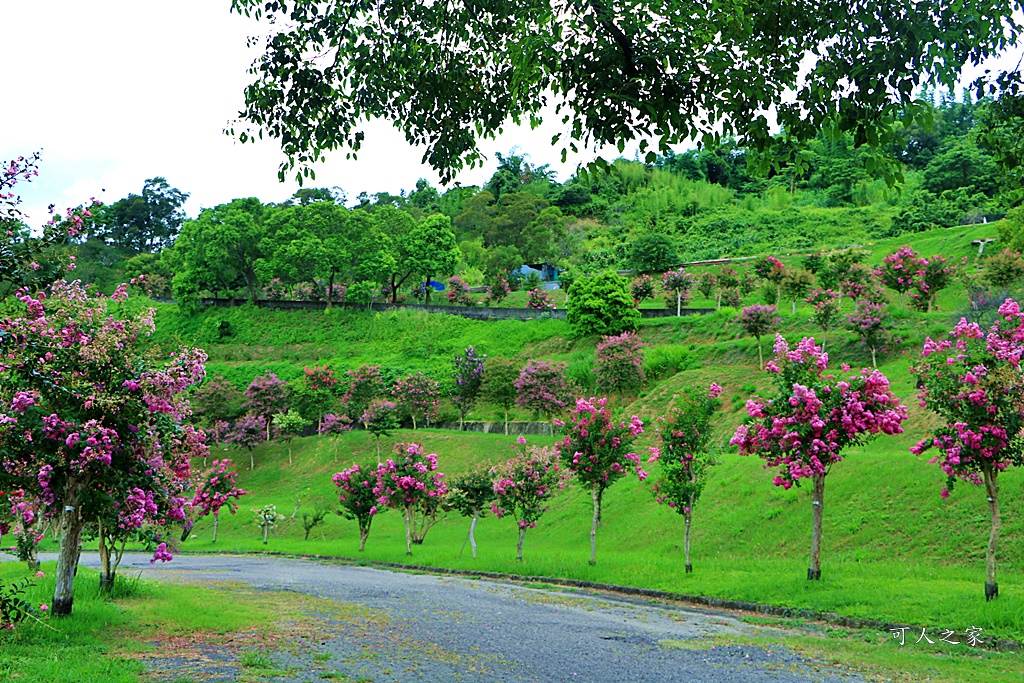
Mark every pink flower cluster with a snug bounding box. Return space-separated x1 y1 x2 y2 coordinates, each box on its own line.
912 299 1024 493
190 459 247 517
558 397 647 485
730 334 907 489
373 443 448 510
489 439 566 529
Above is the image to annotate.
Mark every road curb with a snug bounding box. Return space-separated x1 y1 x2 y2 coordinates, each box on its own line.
176 549 1021 653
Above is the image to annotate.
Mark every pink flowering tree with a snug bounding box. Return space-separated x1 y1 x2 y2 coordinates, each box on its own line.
1 489 43 569
0 280 209 615
651 384 722 574
272 409 309 464
1 152 99 300
361 399 399 461
558 398 646 565
753 256 787 303
319 412 354 462
483 274 511 305
491 437 567 561
730 335 907 581
696 272 716 303
526 288 556 311
876 246 920 308
245 373 290 440
190 459 247 543
226 415 268 470
391 372 441 429
843 301 891 368
450 346 486 430
449 469 496 558
805 288 842 350
594 332 647 395
374 443 448 554
909 255 959 313
446 276 473 305
297 365 339 434
515 360 574 434
661 269 694 315
736 304 782 369
911 302 1024 600
333 463 384 551
344 364 384 420
631 274 655 305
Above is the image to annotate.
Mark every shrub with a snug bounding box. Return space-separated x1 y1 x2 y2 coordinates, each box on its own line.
526 288 556 311
984 249 1024 290
446 276 473 306
566 272 640 338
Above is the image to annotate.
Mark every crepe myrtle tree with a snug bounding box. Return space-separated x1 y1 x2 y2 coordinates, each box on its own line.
594 332 647 395
736 304 781 370
805 288 841 351
374 443 448 555
227 415 267 470
272 409 309 464
333 463 384 551
361 399 399 461
0 280 209 616
449 470 496 559
753 256 787 303
730 335 907 581
661 269 694 316
190 459 247 544
558 397 647 565
911 301 1024 600
482 357 521 436
844 301 891 368
515 360 574 435
245 373 289 440
651 383 723 574
630 274 655 305
391 372 441 430
451 346 486 430
491 437 568 561
876 246 920 308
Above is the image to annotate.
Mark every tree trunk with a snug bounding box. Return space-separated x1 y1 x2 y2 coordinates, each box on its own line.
822 329 828 353
808 473 825 580
504 407 509 436
98 521 115 594
516 527 527 561
870 346 877 368
676 291 681 317
359 524 369 552
404 505 413 555
212 512 220 543
459 414 464 431
53 486 85 617
249 449 255 470
757 337 764 370
326 271 335 309
984 466 1000 600
288 445 293 465
589 485 600 566
263 521 269 545
791 299 796 315
684 506 693 574
469 511 479 559
412 414 417 430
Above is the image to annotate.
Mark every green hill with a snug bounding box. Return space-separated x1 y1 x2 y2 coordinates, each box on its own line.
153 222 1024 642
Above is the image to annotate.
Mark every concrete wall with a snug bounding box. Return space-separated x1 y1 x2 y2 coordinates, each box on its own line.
163 297 714 321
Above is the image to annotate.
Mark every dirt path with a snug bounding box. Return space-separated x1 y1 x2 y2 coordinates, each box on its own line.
72 553 865 682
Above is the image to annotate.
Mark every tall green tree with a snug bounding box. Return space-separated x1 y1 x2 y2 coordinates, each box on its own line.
408 214 460 303
168 198 267 304
230 0 1018 184
88 177 189 252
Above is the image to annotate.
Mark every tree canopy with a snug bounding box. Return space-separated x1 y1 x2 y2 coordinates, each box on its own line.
229 0 1023 184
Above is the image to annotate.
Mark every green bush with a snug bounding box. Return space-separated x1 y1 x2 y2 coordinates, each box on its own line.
565 272 640 338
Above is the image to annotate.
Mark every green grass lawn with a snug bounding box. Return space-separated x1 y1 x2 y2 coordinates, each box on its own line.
184 413 1024 644
0 561 356 682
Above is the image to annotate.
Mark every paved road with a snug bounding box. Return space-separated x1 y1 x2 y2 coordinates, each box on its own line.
70 553 865 683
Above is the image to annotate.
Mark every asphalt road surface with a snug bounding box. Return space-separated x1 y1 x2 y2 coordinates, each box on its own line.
67 553 866 683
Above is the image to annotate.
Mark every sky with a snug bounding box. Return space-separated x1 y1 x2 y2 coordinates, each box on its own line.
3 1 1021 227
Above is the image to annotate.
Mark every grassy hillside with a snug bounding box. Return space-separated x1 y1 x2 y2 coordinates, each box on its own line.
143 219 1024 641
